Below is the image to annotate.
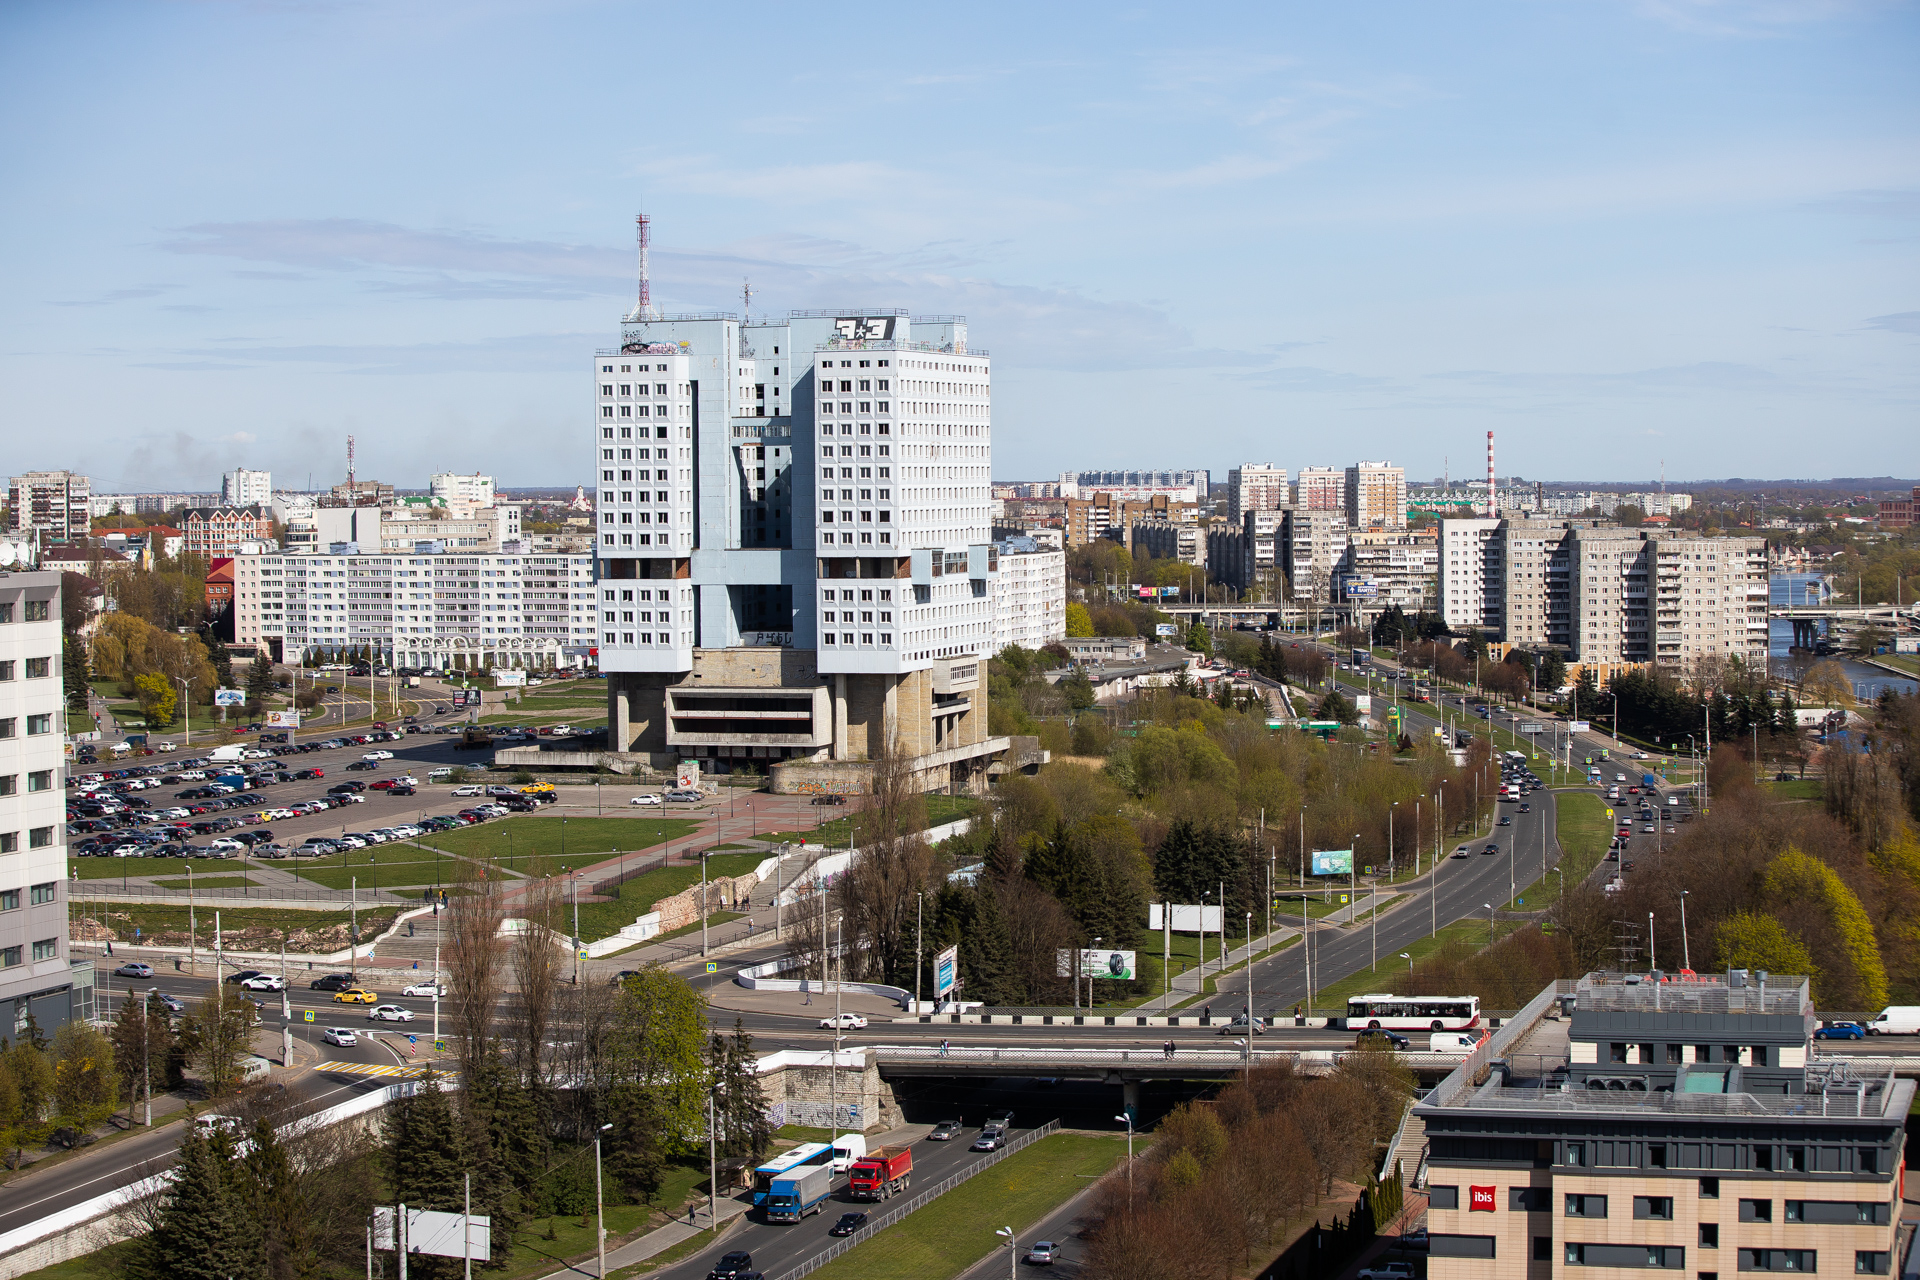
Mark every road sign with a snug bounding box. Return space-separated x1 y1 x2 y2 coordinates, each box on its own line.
407 1034 417 1044
433 1039 447 1052
705 962 718 974
303 1010 314 1022
934 944 959 998
577 949 588 960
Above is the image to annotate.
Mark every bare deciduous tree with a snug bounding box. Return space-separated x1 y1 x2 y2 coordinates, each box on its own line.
445 859 506 1081
509 875 564 1087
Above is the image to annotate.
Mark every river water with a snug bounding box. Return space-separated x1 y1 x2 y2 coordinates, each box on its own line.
1769 574 1916 700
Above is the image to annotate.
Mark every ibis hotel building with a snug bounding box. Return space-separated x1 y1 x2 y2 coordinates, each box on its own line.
1419 972 1907 1280
595 285 1008 792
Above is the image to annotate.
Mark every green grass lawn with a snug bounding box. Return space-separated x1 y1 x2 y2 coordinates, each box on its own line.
801 1134 1128 1280
285 847 468 891
70 904 400 951
1501 791 1611 911
1312 915 1493 1011
72 856 211 881
417 816 705 877
569 853 766 942
1766 778 1824 802
759 794 981 847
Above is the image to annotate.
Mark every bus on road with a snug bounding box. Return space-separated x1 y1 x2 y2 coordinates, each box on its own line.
752 1142 835 1206
1347 994 1481 1031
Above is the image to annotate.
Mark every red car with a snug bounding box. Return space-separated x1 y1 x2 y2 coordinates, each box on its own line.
368 779 399 791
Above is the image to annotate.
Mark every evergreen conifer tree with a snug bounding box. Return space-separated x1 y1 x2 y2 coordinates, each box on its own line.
384 1072 467 1211
131 1125 266 1280
963 884 1020 1005
605 1084 666 1205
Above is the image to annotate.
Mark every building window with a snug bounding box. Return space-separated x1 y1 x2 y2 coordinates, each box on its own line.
0 946 19 968
0 889 16 911
1567 1245 1685 1269
31 882 56 905
1785 1147 1806 1173
1856 1254 1890 1275
31 939 57 961
1700 1225 1719 1249
1700 1179 1720 1199
1430 1236 1496 1259
26 770 51 792
1535 1238 1554 1262
26 714 50 735
24 656 49 678
1738 1251 1814 1273
1566 1195 1608 1218
1739 1200 1772 1224
1858 1147 1879 1174
1564 1143 1586 1167
1610 1042 1628 1063
23 600 47 621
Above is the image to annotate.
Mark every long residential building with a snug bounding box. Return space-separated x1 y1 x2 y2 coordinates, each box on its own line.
989 536 1067 653
0 571 83 1036
230 546 598 667
7 471 91 546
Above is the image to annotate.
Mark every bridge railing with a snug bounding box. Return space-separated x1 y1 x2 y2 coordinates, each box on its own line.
780 1119 1062 1280
869 1044 1471 1071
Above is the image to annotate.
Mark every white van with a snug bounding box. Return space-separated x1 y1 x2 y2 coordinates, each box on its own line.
1429 1032 1480 1053
1867 1007 1920 1035
427 766 456 781
830 1133 868 1172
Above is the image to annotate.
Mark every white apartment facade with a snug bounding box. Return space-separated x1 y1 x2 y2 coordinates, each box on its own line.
0 572 76 1037
430 473 498 512
1227 464 1288 524
1334 533 1438 610
1440 518 1503 632
990 539 1066 653
222 468 273 507
230 548 598 668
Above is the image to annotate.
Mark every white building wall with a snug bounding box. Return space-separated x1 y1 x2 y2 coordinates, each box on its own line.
1439 518 1502 631
991 549 1066 653
222 468 273 507
0 573 70 1015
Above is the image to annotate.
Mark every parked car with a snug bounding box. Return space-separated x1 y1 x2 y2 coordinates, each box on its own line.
1357 1263 1416 1280
1814 1021 1867 1040
401 981 447 998
452 784 487 797
630 793 663 806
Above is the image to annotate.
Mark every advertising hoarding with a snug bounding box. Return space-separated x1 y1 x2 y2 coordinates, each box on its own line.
266 710 300 728
1310 848 1354 876
1148 903 1222 933
213 688 245 707
1155 623 1178 637
1568 720 1591 733
933 944 958 998
676 760 700 790
1055 949 1137 980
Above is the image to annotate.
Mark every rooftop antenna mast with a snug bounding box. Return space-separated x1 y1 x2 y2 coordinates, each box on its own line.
740 278 753 356
624 212 661 323
347 434 355 498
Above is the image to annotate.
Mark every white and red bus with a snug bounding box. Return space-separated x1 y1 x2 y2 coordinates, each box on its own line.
1346 994 1481 1031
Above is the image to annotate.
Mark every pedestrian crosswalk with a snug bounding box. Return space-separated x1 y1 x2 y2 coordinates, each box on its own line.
313 1060 447 1079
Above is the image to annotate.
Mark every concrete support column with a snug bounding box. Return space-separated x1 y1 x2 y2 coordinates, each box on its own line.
833 673 848 760
1121 1079 1141 1115
883 674 899 753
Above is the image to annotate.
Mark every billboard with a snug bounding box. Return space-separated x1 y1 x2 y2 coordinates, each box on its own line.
267 710 300 729
933 945 958 998
493 670 527 687
213 688 245 707
1310 848 1354 876
1155 623 1178 637
1519 721 1542 734
1056 948 1137 980
1148 903 1223 934
1568 720 1591 733
373 1207 490 1261
1353 694 1371 714
676 760 700 790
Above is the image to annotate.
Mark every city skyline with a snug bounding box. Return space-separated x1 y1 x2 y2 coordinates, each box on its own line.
1 2 1914 492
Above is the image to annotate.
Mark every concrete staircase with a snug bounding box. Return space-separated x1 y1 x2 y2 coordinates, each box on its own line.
1380 1104 1428 1186
368 907 446 969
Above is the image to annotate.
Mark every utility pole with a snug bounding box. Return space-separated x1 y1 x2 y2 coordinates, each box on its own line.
914 891 924 1012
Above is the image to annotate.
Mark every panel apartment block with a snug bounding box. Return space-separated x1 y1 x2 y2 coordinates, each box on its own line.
0 571 79 1037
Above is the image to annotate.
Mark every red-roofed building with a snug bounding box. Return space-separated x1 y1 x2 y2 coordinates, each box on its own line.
205 557 235 616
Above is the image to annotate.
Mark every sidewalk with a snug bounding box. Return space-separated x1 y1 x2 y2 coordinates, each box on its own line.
529 1190 755 1280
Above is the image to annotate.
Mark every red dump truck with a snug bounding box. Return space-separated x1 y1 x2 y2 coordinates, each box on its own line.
847 1146 913 1201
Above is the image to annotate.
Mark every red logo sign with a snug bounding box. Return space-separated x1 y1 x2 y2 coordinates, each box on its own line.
1469 1186 1496 1211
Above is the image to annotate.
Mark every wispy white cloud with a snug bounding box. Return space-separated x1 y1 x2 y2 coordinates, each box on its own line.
50 285 177 306
1633 0 1883 38
1866 311 1920 334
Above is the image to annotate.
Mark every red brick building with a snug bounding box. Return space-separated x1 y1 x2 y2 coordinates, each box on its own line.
1879 486 1919 529
181 506 275 557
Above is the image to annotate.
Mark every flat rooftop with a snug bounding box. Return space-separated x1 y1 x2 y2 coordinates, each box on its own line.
1573 970 1811 1016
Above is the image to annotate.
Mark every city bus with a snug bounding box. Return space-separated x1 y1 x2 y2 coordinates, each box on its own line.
1346 994 1481 1031
752 1143 836 1206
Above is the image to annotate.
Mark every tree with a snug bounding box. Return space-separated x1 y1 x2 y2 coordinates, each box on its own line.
604 1084 666 1205
1185 622 1213 656
933 881 1019 1006
1060 669 1095 712
182 995 258 1096
200 630 235 693
110 994 171 1126
50 1020 116 1128
127 1124 266 1280
62 632 90 713
1712 911 1815 977
610 966 710 1153
132 671 177 729
1315 690 1358 725
244 652 274 709
711 1019 775 1180
1065 602 1094 638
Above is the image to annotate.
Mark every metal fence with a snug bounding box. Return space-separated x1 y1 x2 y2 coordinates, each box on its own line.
73 881 417 906
778 1120 1063 1280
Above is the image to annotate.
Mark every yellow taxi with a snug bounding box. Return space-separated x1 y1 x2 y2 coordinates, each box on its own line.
518 782 555 795
331 987 379 1004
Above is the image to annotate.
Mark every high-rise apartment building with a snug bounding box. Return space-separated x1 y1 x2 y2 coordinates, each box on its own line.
1057 470 1208 503
1334 532 1438 610
1440 517 1503 632
597 292 1010 792
222 468 273 507
989 536 1066 653
7 471 91 546
1295 466 1344 512
1421 972 1905 1280
1227 465 1288 524
181 506 277 558
430 473 497 510
1282 508 1350 603
0 572 81 1037
1344 461 1407 529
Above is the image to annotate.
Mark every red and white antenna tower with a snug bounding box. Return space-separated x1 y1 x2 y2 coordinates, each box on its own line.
1485 430 1496 517
624 213 661 323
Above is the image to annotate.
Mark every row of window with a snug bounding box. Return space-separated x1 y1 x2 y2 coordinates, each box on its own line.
0 772 55 794
1557 1194 1887 1226
1609 1043 1774 1065
0 601 51 623
820 633 892 647
0 828 57 852
0 657 52 680
1437 1237 1889 1275
820 532 893 546
0 884 58 910
0 939 59 967
1560 1141 1880 1174
0 716 54 737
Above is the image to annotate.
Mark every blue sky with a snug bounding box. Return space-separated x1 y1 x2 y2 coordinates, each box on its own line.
1 0 1914 493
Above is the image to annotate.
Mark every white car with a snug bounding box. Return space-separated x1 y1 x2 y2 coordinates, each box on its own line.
335 835 367 850
401 981 446 998
452 784 486 797
160 806 192 820
206 837 246 852
629 793 663 806
819 1014 868 1030
239 974 286 991
321 1027 359 1047
367 1004 414 1022
362 750 395 761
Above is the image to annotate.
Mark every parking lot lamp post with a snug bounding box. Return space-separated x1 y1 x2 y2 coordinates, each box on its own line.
1401 951 1412 981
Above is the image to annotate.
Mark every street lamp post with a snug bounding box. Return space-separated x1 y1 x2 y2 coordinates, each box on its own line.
1485 902 1495 942
594 1123 612 1278
1400 951 1412 981
996 1227 1016 1279
1679 890 1691 972
1113 1113 1136 1206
